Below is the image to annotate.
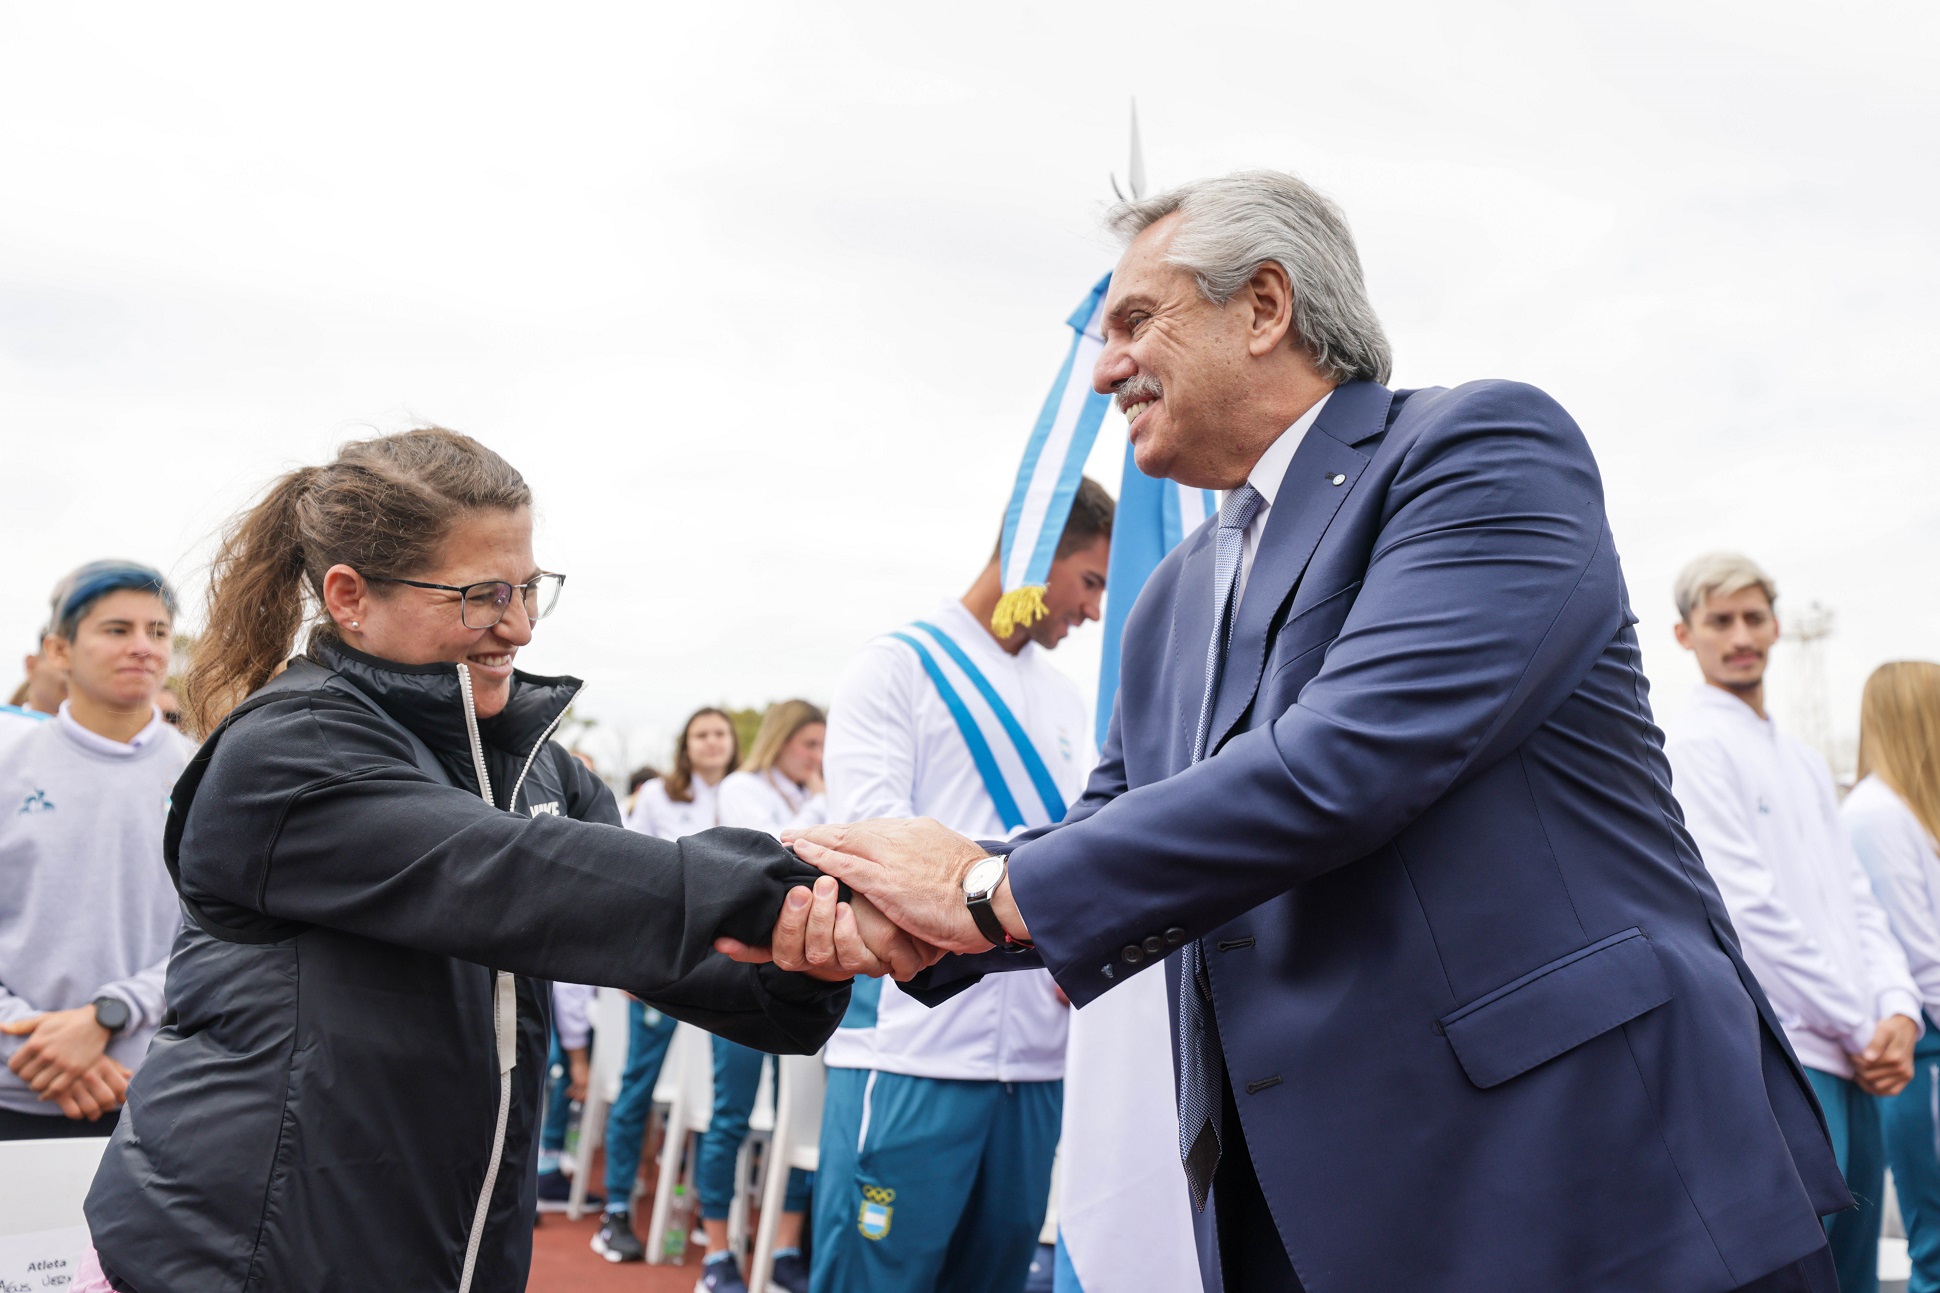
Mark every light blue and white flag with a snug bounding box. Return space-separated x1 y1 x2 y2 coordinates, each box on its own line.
1094 441 1219 744
992 273 1115 638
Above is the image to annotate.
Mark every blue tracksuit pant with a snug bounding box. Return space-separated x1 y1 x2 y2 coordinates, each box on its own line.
1806 1066 1885 1293
811 1068 1062 1293
697 1036 812 1221
1884 1025 1940 1293
603 999 678 1209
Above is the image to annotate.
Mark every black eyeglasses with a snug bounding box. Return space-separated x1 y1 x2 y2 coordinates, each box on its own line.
365 572 566 629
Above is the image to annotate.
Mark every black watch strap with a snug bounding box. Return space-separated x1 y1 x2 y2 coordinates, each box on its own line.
967 891 1012 949
965 859 1033 954
92 995 131 1036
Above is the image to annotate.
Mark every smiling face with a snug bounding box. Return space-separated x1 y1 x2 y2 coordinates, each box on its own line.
1674 585 1779 697
324 506 539 719
1028 537 1110 650
686 712 736 781
1093 216 1255 487
1094 212 1337 491
47 589 173 712
774 721 825 788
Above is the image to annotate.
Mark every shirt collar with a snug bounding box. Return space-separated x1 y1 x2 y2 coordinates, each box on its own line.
940 599 1032 667
57 700 165 756
1242 390 1335 513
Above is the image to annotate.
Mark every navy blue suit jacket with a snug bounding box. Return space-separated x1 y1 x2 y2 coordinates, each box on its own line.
929 380 1847 1292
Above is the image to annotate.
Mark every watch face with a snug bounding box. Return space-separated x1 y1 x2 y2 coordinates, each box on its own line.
964 856 1006 897
94 997 130 1032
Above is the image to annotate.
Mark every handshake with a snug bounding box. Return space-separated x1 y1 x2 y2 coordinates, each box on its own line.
714 817 1035 983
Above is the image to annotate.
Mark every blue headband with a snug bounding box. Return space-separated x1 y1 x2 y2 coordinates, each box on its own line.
51 561 179 638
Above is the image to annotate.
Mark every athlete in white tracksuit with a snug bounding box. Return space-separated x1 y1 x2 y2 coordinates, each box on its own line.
814 598 1093 1293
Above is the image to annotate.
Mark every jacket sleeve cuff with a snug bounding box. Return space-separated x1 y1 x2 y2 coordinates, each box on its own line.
753 964 851 1052
1880 991 1926 1038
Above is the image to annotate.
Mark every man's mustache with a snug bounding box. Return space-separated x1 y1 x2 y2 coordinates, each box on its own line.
1114 375 1163 413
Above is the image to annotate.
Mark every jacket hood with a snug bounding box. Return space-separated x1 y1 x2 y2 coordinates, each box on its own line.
311 639 582 769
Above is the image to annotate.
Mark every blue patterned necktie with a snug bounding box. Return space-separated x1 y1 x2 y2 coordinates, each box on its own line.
1177 482 1265 1211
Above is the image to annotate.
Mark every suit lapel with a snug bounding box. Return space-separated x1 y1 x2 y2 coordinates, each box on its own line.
1206 382 1393 753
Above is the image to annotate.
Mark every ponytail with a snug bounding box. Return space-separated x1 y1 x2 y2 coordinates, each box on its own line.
183 428 532 736
184 467 317 735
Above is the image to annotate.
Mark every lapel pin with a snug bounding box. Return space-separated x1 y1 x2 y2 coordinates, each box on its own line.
1329 473 1346 486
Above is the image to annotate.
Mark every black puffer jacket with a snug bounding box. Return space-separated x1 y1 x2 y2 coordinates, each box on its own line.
87 643 844 1293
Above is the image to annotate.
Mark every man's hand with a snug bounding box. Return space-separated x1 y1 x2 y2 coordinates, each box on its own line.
714 877 942 982
566 1047 591 1103
1852 1014 1919 1097
3 1012 130 1121
49 1056 132 1121
4 1006 116 1098
782 818 1031 955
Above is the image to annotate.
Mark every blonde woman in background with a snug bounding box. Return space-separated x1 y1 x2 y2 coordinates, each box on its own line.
696 700 827 1293
716 699 827 837
1846 661 1940 1293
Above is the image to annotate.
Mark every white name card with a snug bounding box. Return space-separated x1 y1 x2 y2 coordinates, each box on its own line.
0 1226 88 1291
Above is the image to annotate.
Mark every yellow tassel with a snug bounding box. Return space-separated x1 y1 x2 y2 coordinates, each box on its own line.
991 585 1048 638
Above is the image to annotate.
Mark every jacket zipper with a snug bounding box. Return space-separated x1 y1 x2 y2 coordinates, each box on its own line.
454 662 514 1293
507 687 575 812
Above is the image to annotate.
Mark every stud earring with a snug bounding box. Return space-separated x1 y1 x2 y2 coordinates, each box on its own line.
349 621 360 630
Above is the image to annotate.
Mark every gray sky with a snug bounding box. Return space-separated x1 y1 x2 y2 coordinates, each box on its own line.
2 2 1934 773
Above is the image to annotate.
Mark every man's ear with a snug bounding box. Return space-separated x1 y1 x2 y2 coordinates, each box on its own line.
41 632 72 673
1672 620 1694 651
1244 261 1297 358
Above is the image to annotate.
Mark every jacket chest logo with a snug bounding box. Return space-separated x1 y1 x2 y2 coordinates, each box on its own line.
16 789 54 815
528 801 561 817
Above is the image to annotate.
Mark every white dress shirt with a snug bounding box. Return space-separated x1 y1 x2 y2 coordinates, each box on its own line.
820 599 1092 1082
1666 685 1921 1076
1845 774 1940 1025
1230 390 1332 602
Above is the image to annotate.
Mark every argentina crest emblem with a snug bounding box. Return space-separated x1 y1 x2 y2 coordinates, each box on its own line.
857 1184 895 1241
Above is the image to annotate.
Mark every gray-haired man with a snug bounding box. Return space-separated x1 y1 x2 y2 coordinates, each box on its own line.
741 170 1853 1293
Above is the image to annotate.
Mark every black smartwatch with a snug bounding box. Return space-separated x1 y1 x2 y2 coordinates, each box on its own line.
963 856 1032 953
91 995 131 1036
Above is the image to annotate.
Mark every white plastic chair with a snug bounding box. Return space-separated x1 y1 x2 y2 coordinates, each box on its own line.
645 1022 716 1263
729 1056 776 1253
0 1134 112 1277
747 1052 825 1293
566 986 637 1219
1039 1151 1060 1245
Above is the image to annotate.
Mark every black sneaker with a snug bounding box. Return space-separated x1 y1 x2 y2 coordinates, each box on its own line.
771 1250 810 1293
591 1210 646 1263
536 1170 602 1214
695 1253 749 1292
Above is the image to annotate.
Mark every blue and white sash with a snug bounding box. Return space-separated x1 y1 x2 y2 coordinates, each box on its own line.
885 620 1067 833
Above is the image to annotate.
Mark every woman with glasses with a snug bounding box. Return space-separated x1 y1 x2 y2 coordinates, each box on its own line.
79 428 911 1293
1845 661 1940 1293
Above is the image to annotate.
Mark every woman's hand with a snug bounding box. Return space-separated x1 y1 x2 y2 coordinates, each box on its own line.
715 877 941 982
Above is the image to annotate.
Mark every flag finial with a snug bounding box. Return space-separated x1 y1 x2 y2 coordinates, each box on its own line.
1110 99 1147 202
